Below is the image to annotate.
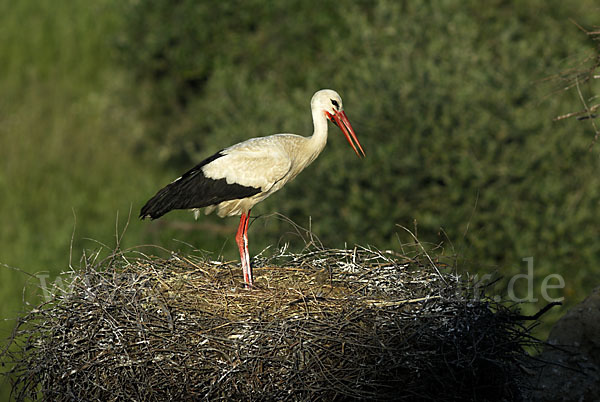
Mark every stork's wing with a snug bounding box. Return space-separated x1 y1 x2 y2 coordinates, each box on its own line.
140 151 262 220
202 136 293 192
140 137 293 220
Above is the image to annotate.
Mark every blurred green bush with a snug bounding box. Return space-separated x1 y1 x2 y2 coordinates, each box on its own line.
119 0 600 308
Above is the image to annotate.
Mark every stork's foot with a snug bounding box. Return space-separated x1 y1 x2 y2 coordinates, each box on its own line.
242 260 253 289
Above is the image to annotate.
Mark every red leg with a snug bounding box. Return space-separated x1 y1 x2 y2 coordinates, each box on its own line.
241 210 252 286
235 210 253 287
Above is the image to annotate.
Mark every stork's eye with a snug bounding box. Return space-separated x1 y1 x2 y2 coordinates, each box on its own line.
331 99 340 109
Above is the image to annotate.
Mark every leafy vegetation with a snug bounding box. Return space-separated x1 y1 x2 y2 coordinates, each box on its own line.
1 0 599 397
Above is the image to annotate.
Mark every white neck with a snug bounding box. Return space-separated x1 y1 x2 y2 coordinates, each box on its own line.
307 106 328 156
281 106 329 180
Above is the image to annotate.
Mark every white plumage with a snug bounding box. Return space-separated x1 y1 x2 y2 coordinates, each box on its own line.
140 89 365 287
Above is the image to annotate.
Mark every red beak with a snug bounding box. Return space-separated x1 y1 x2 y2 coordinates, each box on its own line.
326 110 365 158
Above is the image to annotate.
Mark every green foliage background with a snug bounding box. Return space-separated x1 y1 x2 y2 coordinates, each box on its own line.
1 0 599 396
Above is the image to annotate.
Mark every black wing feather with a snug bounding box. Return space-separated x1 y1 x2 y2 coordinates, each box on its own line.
139 151 261 220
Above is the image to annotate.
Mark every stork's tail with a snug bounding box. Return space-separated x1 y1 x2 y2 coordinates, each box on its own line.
139 184 181 220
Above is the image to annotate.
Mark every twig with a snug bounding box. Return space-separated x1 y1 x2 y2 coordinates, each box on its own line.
511 301 562 321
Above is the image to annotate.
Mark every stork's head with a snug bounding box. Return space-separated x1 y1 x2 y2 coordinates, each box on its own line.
311 89 366 158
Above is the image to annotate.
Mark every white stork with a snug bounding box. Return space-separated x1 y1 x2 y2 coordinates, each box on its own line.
140 89 365 287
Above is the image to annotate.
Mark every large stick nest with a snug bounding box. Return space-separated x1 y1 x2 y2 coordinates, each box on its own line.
4 245 538 401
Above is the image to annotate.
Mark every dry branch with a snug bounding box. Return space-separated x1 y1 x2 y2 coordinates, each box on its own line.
551 22 600 147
